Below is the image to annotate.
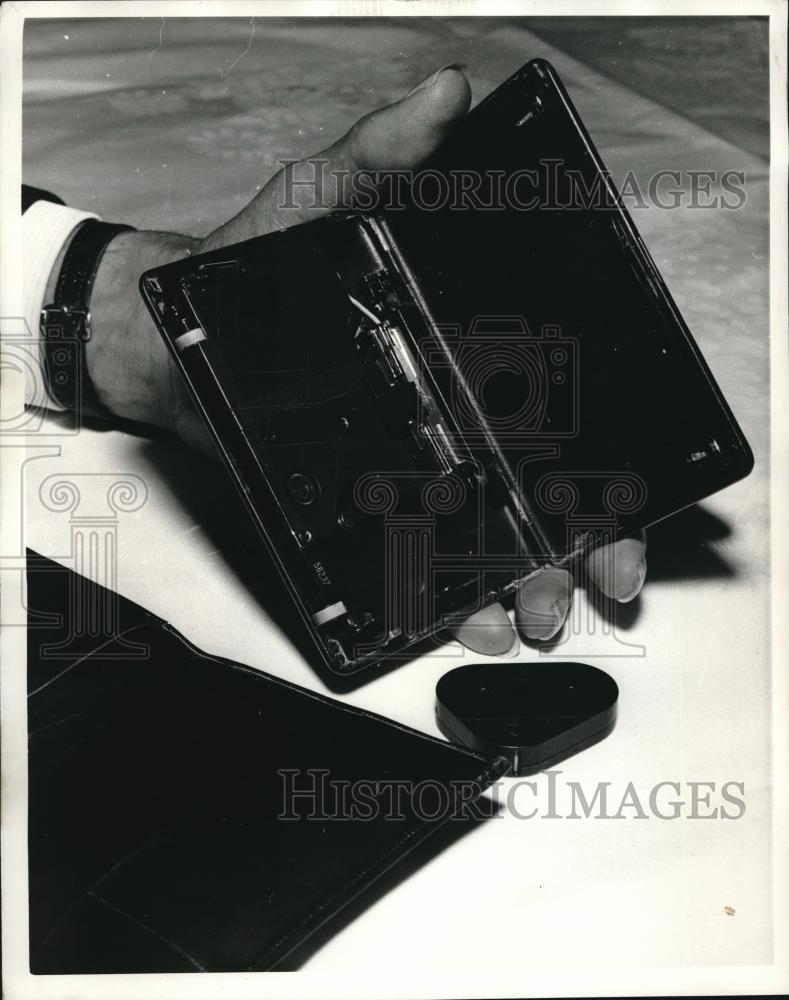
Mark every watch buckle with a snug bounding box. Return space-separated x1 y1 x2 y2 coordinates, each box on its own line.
40 303 92 341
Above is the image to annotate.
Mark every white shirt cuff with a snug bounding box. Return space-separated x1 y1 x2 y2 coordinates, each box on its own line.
23 201 100 409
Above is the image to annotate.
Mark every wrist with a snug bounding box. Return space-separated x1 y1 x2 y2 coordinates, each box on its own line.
87 229 201 430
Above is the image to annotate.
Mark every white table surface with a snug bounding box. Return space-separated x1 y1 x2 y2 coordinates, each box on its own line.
19 15 772 990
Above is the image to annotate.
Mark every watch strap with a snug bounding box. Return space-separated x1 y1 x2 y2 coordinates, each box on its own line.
41 219 135 414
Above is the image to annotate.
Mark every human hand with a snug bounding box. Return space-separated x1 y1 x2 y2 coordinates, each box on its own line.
450 532 647 654
83 64 646 652
85 64 472 448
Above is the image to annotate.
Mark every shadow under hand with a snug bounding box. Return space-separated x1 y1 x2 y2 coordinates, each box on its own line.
583 584 644 631
642 503 734 582
586 502 736 630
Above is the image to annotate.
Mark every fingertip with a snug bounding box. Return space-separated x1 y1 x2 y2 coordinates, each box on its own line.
424 65 472 120
514 567 573 642
586 536 647 603
449 602 518 657
400 63 471 110
350 66 470 171
616 558 647 603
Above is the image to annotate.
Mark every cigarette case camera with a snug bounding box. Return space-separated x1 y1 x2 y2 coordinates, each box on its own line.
140 60 752 688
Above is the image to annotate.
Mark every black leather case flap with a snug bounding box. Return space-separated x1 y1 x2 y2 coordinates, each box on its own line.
27 551 508 972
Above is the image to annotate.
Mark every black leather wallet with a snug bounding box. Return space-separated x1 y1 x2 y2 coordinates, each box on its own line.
27 551 508 973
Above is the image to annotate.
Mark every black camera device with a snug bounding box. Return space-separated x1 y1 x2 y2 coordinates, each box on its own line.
140 60 752 687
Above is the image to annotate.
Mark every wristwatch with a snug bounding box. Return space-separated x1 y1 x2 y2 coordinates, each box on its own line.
40 219 135 416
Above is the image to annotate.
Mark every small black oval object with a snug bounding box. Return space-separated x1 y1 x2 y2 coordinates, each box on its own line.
435 662 618 776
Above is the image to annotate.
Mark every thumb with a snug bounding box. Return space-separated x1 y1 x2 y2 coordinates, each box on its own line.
323 62 470 174
203 65 471 250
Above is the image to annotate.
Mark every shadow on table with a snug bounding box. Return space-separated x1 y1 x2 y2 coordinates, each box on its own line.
643 503 734 580
582 503 736 633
